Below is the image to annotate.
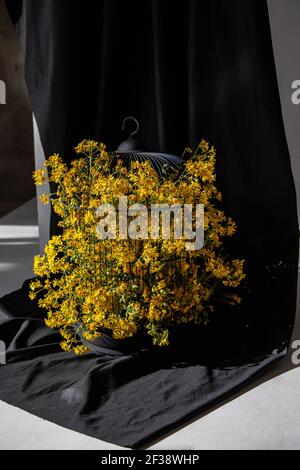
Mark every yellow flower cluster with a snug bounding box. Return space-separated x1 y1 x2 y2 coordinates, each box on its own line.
30 139 245 353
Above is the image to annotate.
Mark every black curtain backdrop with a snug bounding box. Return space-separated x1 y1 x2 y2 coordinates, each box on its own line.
0 0 298 448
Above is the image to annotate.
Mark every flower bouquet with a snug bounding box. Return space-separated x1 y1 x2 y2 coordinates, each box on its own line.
30 140 245 354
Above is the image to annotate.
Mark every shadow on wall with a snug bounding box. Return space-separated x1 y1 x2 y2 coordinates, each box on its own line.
0 0 34 218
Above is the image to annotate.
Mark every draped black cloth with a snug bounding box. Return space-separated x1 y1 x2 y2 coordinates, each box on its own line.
1 0 298 448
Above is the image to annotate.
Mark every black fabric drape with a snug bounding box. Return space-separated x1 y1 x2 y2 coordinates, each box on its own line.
1 0 298 448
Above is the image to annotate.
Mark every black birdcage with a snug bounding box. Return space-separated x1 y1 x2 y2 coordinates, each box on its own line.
78 118 191 355
111 116 183 177
110 115 187 294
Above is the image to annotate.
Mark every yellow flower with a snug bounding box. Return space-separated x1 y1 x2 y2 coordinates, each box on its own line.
39 194 50 205
75 140 101 155
33 255 48 277
73 345 90 355
84 210 95 225
33 169 47 186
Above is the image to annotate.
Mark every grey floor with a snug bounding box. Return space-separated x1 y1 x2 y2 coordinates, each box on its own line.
0 199 299 450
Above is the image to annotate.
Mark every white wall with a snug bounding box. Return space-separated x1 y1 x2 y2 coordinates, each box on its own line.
33 115 50 252
268 0 300 221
